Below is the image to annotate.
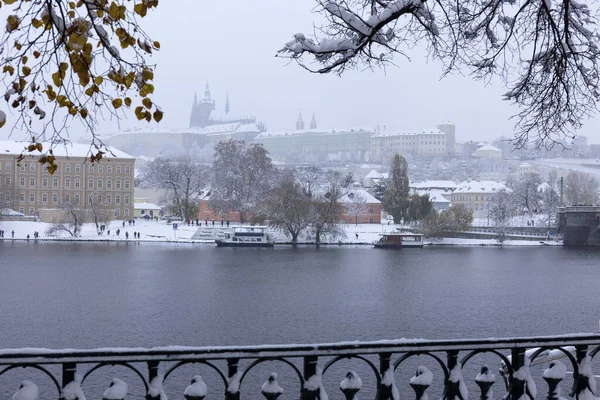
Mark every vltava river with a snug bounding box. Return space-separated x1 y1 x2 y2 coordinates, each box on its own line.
0 242 598 348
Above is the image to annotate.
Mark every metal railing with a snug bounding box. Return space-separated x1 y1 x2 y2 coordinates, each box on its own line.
2 333 600 399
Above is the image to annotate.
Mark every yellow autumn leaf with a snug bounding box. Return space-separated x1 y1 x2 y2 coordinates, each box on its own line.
142 98 152 109
124 97 132 107
112 98 123 109
153 110 163 123
22 66 31 76
94 76 104 85
80 108 88 119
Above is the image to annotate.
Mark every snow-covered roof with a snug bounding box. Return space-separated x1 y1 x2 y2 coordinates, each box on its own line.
103 122 261 138
364 169 384 179
415 189 451 203
453 180 508 194
372 128 446 138
0 141 134 159
256 128 373 138
134 202 162 210
0 208 24 216
476 145 502 152
411 180 457 190
339 189 381 204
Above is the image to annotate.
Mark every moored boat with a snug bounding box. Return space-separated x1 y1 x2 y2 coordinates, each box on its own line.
373 232 424 249
215 226 274 247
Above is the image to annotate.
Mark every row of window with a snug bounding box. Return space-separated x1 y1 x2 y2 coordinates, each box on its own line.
1 162 131 175
11 177 130 189
17 192 130 204
453 195 488 201
19 207 130 217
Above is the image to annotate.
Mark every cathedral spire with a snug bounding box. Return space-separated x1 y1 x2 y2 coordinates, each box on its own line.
204 81 212 101
310 112 317 129
296 111 305 130
225 92 230 114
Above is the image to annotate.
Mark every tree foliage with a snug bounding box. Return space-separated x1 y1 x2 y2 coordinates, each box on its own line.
278 0 600 147
142 156 207 221
422 204 473 237
382 154 410 223
0 0 161 158
210 140 277 224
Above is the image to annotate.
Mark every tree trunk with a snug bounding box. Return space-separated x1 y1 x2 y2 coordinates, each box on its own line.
315 229 321 247
291 231 298 244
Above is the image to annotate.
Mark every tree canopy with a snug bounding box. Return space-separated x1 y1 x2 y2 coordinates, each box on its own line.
278 0 600 147
0 0 161 167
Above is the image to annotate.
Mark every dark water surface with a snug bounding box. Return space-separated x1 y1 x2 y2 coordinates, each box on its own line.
1 242 598 349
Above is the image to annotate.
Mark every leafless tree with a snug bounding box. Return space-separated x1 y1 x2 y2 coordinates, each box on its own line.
564 171 599 205
45 200 86 237
308 171 346 245
506 172 543 215
488 189 518 242
278 0 600 147
86 192 112 231
540 170 560 226
0 186 15 214
345 191 369 225
422 204 473 237
210 140 277 224
142 156 208 221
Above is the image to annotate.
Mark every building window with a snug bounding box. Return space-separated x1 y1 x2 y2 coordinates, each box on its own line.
116 166 121 174
75 194 80 203
97 179 103 188
43 164 48 171
53 178 58 187
75 164 80 173
20 164 25 171
89 165 94 173
19 207 24 214
107 179 112 188
124 208 129 217
106 195 111 204
369 206 374 213
88 179 94 188
42 194 47 202
52 194 58 203
125 166 130 174
30 163 35 172
124 196 129 204
19 177 25 186
116 195 121 204
42 178 48 187
124 180 130 189
65 178 70 188
6 162 11 170
116 180 121 189
65 164 71 173
75 178 80 188
98 165 103 173
65 194 70 203
19 193 24 201
107 166 112 174
5 177 10 185
114 208 120 217
29 193 35 202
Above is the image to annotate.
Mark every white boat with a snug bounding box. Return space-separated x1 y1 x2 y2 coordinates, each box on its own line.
215 226 274 247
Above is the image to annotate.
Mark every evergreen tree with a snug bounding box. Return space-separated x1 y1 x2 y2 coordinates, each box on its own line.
382 154 410 223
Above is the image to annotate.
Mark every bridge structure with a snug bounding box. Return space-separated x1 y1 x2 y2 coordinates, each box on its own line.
558 206 600 246
2 333 600 399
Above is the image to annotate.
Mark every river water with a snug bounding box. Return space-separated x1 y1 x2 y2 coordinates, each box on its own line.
0 242 599 398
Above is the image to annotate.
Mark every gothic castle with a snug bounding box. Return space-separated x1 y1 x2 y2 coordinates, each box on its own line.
190 83 257 128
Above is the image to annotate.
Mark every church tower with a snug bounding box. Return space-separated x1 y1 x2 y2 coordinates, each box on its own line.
225 92 230 114
296 112 305 130
190 82 216 128
310 112 317 129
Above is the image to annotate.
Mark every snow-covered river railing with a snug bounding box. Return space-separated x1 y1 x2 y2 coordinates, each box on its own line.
2 333 600 400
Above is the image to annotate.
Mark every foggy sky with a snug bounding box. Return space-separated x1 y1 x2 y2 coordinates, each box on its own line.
2 0 600 143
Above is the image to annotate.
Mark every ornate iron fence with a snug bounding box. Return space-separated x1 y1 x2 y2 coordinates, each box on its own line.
2 333 600 399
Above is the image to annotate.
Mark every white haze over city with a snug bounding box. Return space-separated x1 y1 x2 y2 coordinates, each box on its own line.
0 0 599 143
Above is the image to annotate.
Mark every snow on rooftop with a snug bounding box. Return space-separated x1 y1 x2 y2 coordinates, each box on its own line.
340 189 381 204
256 128 373 138
476 144 502 152
411 180 457 190
372 128 446 138
0 141 134 159
454 180 507 193
416 189 451 203
103 122 261 138
134 202 161 211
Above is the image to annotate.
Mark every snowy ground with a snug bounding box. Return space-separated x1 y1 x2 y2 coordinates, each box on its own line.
0 220 561 247
472 213 552 228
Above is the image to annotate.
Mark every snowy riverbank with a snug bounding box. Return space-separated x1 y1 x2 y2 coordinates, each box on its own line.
0 220 563 247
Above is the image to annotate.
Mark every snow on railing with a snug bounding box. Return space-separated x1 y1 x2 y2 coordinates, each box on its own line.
2 333 600 399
